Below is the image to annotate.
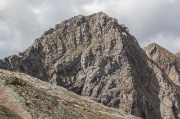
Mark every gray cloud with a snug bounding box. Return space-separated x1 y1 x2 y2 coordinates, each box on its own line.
0 0 180 58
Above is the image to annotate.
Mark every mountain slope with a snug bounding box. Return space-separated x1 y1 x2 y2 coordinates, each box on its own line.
144 43 180 119
0 69 139 119
0 12 180 119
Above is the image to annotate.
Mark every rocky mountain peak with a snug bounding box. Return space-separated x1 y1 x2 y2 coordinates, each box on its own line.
144 43 180 86
145 43 175 64
145 43 174 67
0 12 152 118
1 12 180 119
89 11 109 19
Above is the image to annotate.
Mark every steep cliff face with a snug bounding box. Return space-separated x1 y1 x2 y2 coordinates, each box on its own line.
145 43 180 119
0 12 180 119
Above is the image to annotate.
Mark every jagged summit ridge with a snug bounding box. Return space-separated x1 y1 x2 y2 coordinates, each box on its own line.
41 11 129 43
145 43 175 60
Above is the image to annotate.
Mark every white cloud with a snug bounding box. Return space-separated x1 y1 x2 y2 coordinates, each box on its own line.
0 41 5 48
143 32 180 53
0 0 9 10
31 7 42 15
0 0 180 58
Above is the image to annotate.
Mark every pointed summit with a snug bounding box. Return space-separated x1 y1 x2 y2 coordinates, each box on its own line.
94 11 107 15
144 43 176 64
92 11 109 17
145 43 180 86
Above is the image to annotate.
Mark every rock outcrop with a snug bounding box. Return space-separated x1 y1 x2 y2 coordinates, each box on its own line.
145 43 180 86
0 69 139 119
0 12 180 119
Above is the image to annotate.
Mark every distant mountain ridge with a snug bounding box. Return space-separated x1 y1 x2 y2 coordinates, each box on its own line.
145 43 180 86
0 12 180 119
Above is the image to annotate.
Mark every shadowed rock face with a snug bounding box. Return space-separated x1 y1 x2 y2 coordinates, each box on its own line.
0 12 180 119
0 69 139 119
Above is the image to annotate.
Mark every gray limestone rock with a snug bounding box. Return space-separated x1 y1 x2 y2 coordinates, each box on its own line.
0 12 180 119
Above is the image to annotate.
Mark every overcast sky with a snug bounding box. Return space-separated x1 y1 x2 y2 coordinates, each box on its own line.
0 0 180 58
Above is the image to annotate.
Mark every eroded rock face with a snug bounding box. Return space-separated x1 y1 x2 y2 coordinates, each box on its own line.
0 69 139 119
144 43 180 119
0 12 180 119
0 12 153 118
144 43 180 86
